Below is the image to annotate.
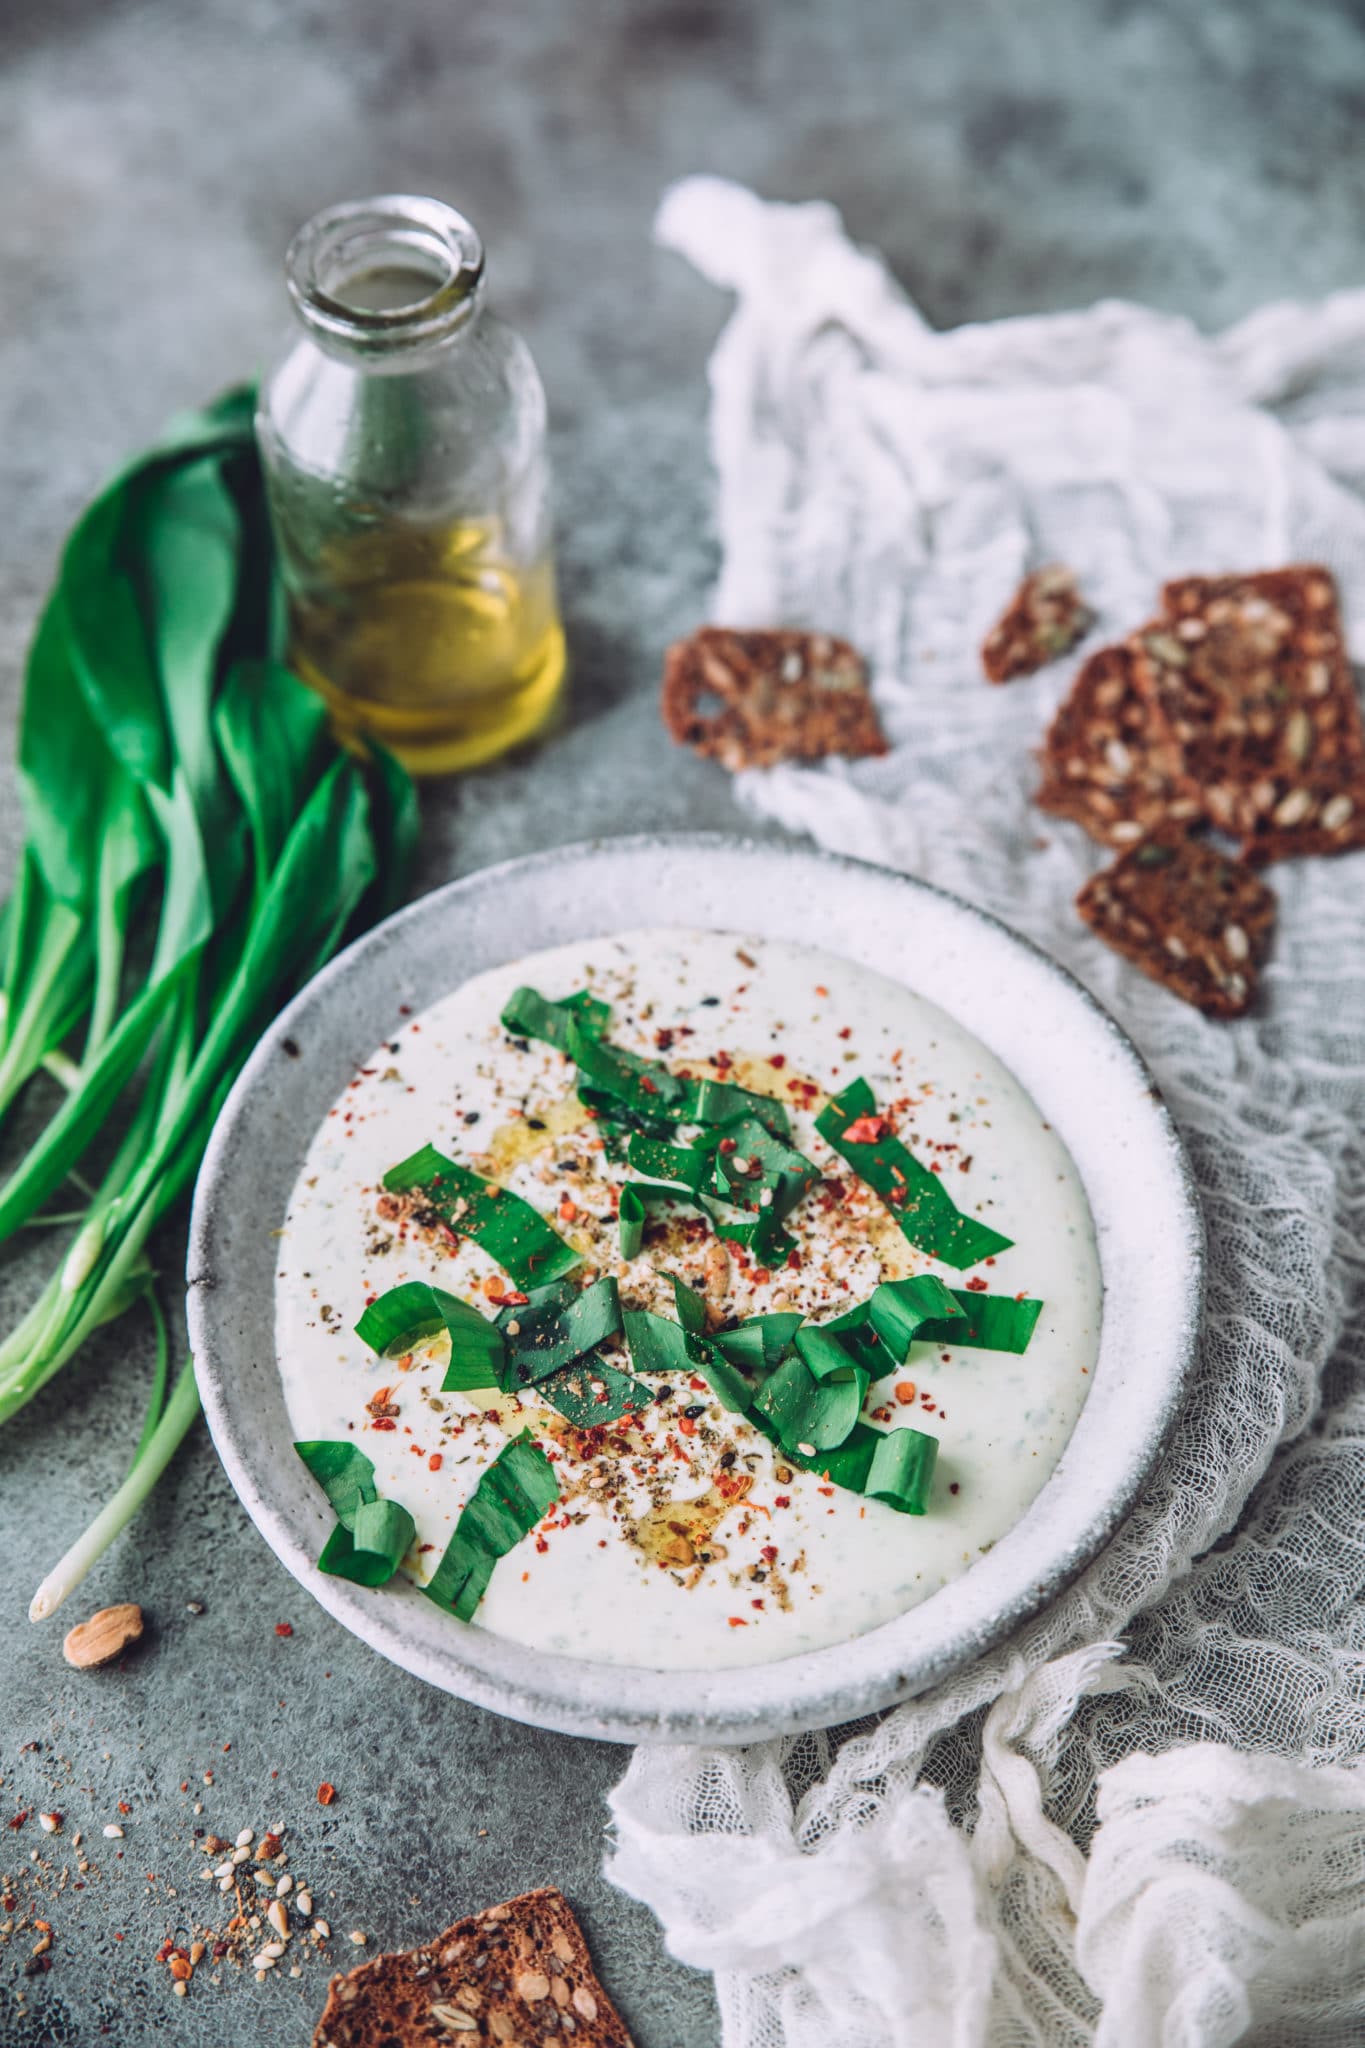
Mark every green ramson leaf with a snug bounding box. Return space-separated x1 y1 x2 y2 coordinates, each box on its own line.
621 1307 692 1379
500 986 611 1050
318 1496 416 1587
918 1290 1044 1353
867 1274 964 1360
618 1184 648 1260
423 1432 560 1621
382 1141 581 1290
535 1353 651 1428
353 1280 504 1393
754 1345 869 1454
503 984 792 1138
626 1132 713 1191
710 1311 803 1374
864 1428 938 1514
683 1075 791 1139
214 659 331 890
293 1439 378 1526
816 1079 1014 1271
568 1014 692 1119
495 1277 623 1389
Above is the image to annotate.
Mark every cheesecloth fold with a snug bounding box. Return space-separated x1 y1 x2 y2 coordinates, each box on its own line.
604 177 1365 2048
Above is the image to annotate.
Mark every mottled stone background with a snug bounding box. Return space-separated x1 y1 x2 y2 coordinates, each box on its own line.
2 1 1363 2040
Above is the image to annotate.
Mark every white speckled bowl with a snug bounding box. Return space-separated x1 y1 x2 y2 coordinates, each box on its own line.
188 835 1202 1744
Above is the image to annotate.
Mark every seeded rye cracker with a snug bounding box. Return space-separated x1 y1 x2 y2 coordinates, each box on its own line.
1075 829 1275 1019
1129 566 1365 845
1035 644 1201 847
981 564 1093 683
313 1887 634 2048
661 626 888 771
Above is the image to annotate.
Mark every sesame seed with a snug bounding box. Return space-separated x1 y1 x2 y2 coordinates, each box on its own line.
102 1824 124 1839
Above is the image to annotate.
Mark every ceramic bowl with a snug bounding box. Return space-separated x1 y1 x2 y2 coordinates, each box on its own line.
188 834 1202 1744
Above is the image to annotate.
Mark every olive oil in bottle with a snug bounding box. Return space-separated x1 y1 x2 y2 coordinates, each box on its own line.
257 196 566 775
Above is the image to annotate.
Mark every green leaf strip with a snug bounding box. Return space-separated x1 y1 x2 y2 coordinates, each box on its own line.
500 983 792 1139
354 1279 504 1393
383 1141 581 1289
816 1079 1014 1271
422 1431 560 1621
294 1438 416 1586
495 1277 623 1388
501 986 610 1051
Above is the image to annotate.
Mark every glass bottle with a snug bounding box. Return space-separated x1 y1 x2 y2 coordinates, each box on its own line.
256 195 566 775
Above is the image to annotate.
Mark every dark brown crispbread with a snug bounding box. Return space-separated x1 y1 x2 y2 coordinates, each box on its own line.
313 1887 633 2048
1236 765 1365 866
1035 643 1202 847
981 565 1093 683
661 627 887 771
1129 566 1365 838
1075 829 1275 1018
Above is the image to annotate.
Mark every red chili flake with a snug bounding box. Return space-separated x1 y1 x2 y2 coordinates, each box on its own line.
752 1266 772 1285
485 1285 529 1307
818 1485 835 1497
949 1482 961 1495
786 1250 802 1271
274 1622 294 1638
317 1782 337 1806
678 1415 697 1436
814 984 829 997
639 1076 659 1095
718 1137 738 1155
843 1114 888 1144
371 1417 397 1431
727 1617 749 1628
117 1801 131 1815
8 1810 29 1830
965 1275 989 1292
156 1940 174 1963
838 1026 852 1040
535 1535 549 1554
751 1597 765 1610
654 1028 675 1050
929 1160 943 1174
428 1452 444 1472
774 1494 791 1509
761 1544 778 1562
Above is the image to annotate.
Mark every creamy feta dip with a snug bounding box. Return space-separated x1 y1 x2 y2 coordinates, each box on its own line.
275 927 1101 1670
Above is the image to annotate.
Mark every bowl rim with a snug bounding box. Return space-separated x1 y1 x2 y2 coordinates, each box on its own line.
187 831 1204 1745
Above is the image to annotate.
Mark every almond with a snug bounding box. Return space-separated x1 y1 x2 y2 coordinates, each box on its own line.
63 1602 144 1669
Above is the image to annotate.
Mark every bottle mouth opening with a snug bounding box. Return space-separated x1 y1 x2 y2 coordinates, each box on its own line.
286 195 485 358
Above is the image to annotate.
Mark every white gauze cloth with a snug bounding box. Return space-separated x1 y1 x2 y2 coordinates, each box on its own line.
604 177 1365 2048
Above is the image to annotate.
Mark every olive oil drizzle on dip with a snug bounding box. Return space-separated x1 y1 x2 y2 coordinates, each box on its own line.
275 929 1101 1671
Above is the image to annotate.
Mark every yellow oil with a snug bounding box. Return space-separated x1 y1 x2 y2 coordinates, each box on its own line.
287 521 566 775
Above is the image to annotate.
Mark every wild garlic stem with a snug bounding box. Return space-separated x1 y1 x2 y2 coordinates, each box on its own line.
29 1360 199 1622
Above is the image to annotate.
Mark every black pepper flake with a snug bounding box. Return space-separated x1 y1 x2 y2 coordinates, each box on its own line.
682 1403 705 1420
281 1037 301 1059
463 1111 481 1125
699 996 720 1007
525 1117 546 1130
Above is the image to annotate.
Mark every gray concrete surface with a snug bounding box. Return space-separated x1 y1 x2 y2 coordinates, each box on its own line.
2 0 1364 2041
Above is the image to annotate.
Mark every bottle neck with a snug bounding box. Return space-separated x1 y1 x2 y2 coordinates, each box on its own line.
285 195 486 370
